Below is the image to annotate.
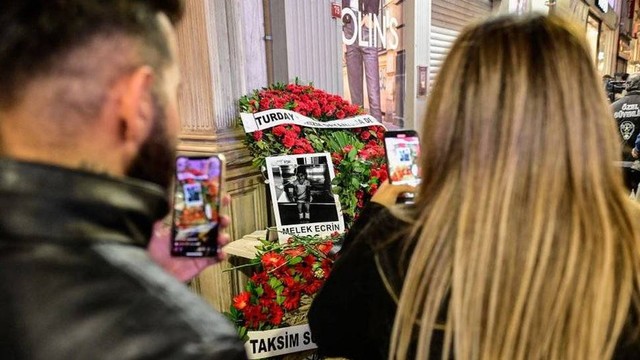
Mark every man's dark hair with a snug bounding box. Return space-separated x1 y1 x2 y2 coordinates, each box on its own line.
0 0 184 111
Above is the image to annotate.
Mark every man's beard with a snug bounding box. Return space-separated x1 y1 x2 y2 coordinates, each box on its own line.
125 95 176 193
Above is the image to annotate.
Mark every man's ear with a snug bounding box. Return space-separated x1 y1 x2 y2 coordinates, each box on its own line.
117 66 155 149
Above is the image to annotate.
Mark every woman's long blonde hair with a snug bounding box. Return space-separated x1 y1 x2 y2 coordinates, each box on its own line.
390 14 640 359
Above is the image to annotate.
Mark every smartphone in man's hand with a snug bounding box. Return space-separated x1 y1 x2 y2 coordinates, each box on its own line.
170 155 225 257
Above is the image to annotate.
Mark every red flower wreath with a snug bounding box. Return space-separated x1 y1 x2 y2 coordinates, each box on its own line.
239 81 388 226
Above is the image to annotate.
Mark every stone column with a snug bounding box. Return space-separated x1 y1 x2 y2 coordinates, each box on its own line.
174 0 269 311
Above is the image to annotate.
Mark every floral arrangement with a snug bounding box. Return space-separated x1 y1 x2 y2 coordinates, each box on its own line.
226 232 341 338
239 82 388 226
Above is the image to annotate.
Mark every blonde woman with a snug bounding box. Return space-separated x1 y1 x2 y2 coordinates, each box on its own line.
309 14 640 359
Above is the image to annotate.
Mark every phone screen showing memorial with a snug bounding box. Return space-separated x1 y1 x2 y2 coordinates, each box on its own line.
384 130 421 202
170 155 225 257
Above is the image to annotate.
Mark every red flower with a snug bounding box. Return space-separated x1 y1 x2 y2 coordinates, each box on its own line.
270 304 284 325
358 147 374 160
369 182 379 194
347 104 361 115
294 255 315 280
317 241 333 255
274 98 286 108
294 102 309 116
283 290 301 310
379 168 389 182
261 252 286 269
336 110 346 119
282 133 296 148
272 125 286 137
323 104 336 115
292 147 306 154
286 83 304 94
262 284 277 300
305 143 315 153
244 304 268 328
304 279 323 294
281 275 297 288
233 292 251 310
360 131 371 140
253 131 263 141
303 254 316 267
259 98 271 110
284 245 305 257
251 271 269 284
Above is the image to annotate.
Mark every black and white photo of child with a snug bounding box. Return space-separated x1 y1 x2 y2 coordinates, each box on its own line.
183 183 204 207
285 168 312 223
266 153 345 236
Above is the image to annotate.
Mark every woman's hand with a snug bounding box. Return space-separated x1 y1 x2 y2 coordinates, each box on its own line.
370 180 417 207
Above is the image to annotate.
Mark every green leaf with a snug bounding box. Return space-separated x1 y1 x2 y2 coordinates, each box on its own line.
269 277 283 290
347 148 357 161
238 326 248 341
289 256 303 265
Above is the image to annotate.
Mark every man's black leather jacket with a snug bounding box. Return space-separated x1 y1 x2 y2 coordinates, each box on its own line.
0 159 246 360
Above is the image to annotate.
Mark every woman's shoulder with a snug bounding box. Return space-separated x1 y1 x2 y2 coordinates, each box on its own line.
342 202 413 251
341 202 416 293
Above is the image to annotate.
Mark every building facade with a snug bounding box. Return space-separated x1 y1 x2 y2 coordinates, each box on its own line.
176 0 630 311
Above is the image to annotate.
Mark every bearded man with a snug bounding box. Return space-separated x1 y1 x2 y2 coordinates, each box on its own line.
0 1 246 359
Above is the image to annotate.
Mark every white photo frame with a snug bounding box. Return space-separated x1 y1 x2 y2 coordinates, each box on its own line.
265 153 345 242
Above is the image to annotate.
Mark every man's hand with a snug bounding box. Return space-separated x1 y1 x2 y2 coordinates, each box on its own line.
371 180 417 208
633 148 639 159
148 195 232 282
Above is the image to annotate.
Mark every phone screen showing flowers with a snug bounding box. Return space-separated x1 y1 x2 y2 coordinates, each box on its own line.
384 130 421 187
170 155 224 257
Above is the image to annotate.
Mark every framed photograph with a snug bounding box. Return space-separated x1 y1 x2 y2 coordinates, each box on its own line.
266 153 345 242
182 183 205 208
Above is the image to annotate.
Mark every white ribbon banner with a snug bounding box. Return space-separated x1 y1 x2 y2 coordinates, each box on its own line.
244 324 317 359
240 109 386 133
